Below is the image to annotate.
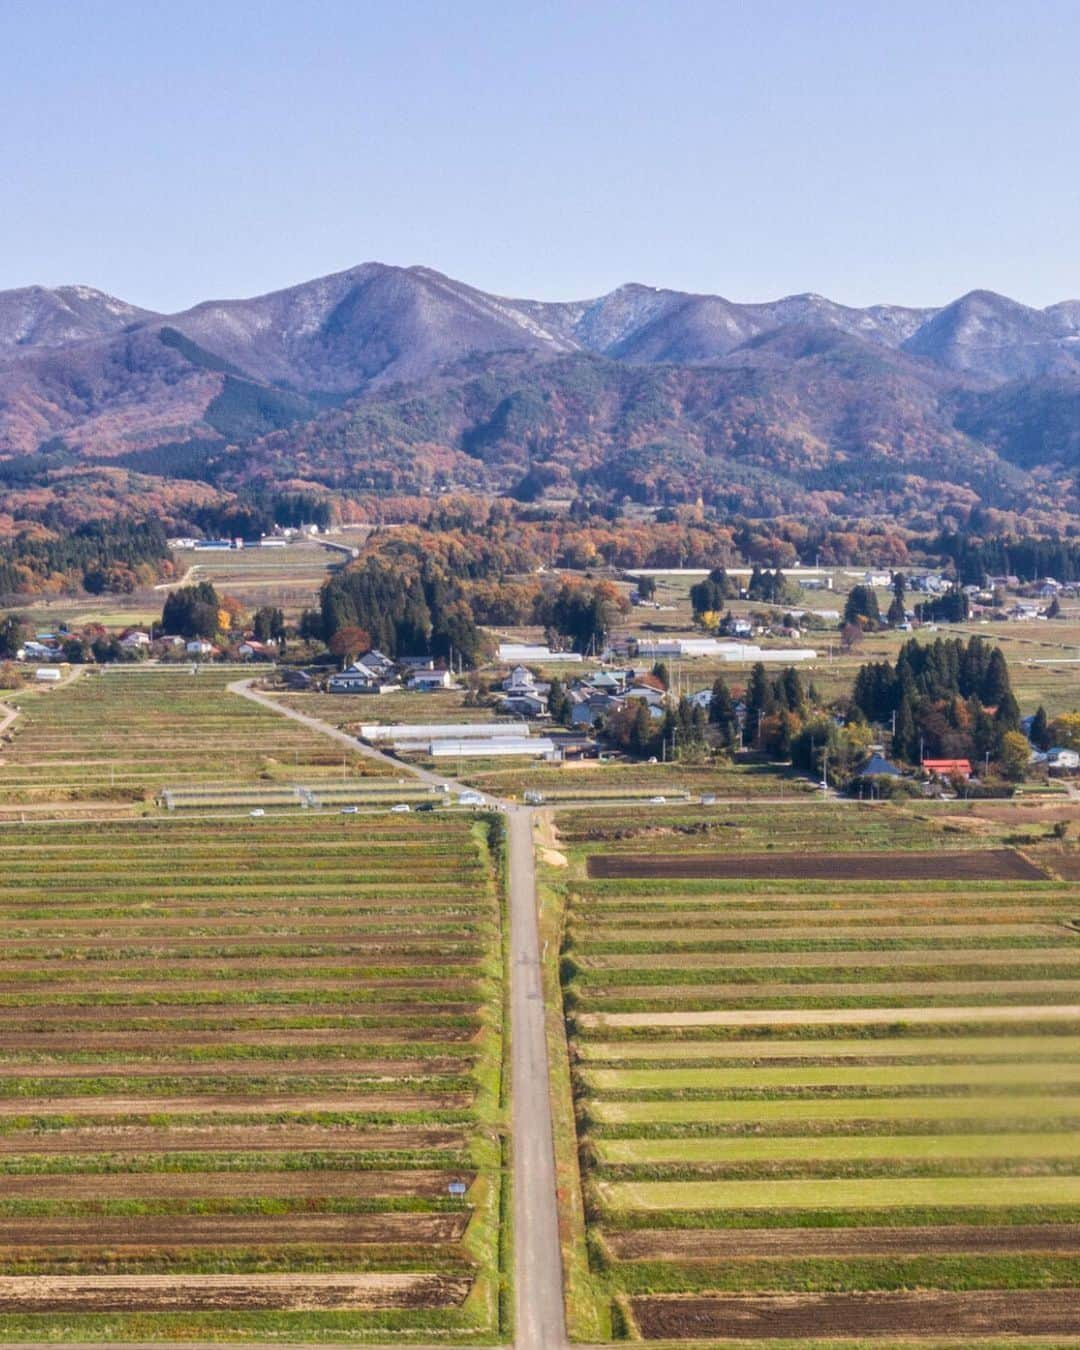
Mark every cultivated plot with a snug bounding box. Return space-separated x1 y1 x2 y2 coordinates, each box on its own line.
0 667 391 809
542 803 1080 1342
0 670 508 1342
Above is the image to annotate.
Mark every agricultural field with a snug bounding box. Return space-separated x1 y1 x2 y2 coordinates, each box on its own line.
457 758 815 803
539 802 1080 1342
0 772 508 1336
275 688 498 730
0 668 392 811
170 536 366 618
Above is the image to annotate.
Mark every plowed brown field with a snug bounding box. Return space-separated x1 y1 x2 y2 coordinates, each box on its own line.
0 1212 470 1249
0 1272 471 1311
609 1223 1080 1261
588 849 1046 880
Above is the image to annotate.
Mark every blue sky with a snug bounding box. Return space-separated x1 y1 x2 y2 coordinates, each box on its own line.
2 0 1078 311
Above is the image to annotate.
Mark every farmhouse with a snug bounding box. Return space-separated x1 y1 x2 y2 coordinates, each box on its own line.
922 758 973 780
854 752 902 780
329 665 396 694
237 640 275 660
406 669 455 691
18 640 60 662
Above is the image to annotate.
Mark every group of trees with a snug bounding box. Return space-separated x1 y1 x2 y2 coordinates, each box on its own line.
0 519 170 599
746 566 799 605
690 567 738 619
535 580 628 655
852 636 1021 769
913 586 970 625
318 557 487 667
606 695 707 761
936 532 1080 586
844 575 908 631
161 582 223 641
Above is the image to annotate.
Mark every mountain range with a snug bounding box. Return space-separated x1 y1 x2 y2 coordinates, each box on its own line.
1 264 1078 527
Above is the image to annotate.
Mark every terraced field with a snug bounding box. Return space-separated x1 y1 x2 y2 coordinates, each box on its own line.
0 670 508 1342
542 804 1080 1342
0 667 390 809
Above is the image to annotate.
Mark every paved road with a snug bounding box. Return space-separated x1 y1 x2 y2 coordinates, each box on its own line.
507 805 568 1349
232 681 567 1348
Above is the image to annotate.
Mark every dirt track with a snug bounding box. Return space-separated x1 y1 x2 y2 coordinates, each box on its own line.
588 849 1046 881
0 1272 471 1311
632 1289 1080 1338
609 1223 1080 1261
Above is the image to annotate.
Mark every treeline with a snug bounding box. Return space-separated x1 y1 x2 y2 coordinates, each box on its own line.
936 532 1080 585
317 550 630 666
0 519 170 597
187 491 336 539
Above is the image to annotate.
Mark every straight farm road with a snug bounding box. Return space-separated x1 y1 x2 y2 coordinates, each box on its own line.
508 805 568 1350
231 680 567 1349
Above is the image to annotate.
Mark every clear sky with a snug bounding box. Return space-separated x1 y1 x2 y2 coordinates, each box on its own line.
3 0 1078 313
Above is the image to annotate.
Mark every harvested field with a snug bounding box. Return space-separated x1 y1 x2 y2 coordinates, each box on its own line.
0 668 392 805
0 1272 470 1312
0 1125 463 1154
0 669 507 1340
592 1094 1080 1126
587 848 1046 881
608 1223 1080 1260
584 1002 1080 1030
0 1170 471 1200
603 1176 1080 1210
578 1032 1080 1061
0 1212 470 1249
597 1131 1080 1165
551 810 1080 1338
0 1092 465 1117
630 1288 1080 1339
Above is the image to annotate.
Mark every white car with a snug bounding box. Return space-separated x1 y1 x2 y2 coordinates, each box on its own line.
649 795 666 804
391 803 411 813
340 806 359 814
249 808 266 817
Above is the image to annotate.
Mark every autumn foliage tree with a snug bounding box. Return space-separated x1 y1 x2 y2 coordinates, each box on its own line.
329 626 371 665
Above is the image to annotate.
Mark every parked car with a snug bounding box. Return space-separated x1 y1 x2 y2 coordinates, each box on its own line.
249 808 266 817
391 803 411 813
340 806 359 814
415 801 437 812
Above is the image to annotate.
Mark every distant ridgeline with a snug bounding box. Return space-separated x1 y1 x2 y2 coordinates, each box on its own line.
0 519 170 598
